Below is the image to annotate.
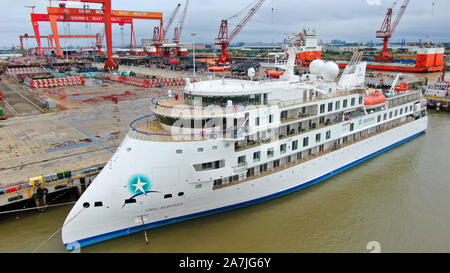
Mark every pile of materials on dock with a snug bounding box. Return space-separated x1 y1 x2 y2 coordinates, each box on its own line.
23 76 85 88
103 71 185 88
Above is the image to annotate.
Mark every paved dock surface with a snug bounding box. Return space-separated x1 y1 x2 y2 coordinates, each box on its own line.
0 99 153 187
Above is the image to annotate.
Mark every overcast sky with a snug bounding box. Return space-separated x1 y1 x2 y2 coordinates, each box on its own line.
1 0 449 48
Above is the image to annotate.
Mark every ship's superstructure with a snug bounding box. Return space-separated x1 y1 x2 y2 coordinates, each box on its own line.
61 37 428 249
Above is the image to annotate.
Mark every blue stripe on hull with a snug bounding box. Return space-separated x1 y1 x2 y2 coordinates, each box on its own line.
66 130 425 250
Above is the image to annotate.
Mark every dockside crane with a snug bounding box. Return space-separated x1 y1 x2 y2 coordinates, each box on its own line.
173 0 189 44
215 0 266 64
152 3 181 56
375 0 410 62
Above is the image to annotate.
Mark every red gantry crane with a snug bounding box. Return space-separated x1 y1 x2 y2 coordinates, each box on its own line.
48 0 163 71
215 0 266 64
151 3 181 57
375 0 410 62
20 34 53 56
30 12 134 58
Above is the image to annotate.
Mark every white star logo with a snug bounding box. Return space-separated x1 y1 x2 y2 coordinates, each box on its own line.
132 177 147 194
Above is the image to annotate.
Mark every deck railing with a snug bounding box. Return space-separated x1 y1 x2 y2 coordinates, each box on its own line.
128 114 247 142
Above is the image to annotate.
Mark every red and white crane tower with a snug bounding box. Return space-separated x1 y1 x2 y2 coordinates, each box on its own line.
172 0 189 44
215 0 265 64
173 0 189 57
375 0 410 62
151 3 181 57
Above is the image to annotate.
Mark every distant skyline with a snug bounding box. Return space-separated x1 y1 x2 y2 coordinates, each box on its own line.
1 0 449 48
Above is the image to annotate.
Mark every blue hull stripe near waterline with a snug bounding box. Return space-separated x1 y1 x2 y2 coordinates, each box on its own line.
65 130 425 250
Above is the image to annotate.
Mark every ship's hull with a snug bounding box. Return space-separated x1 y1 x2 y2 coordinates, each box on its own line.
62 117 427 250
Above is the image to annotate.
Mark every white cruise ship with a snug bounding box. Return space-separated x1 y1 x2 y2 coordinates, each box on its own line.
61 39 428 250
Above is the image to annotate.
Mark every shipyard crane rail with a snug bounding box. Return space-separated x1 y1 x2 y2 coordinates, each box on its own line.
375 0 410 62
215 0 266 64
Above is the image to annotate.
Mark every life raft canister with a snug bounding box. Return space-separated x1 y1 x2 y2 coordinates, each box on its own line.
395 82 409 92
364 92 387 106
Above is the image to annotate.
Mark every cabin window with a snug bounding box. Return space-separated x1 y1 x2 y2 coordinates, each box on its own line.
269 114 273 123
320 104 325 114
238 155 246 166
253 151 261 162
400 108 403 115
202 162 213 169
197 148 203 152
351 98 356 106
326 130 331 140
297 152 302 160
229 175 239 182
377 115 381 123
343 99 348 108
225 143 230 148
335 101 340 110
350 123 354 132
280 144 287 154
273 159 280 168
83 202 90 208
316 133 321 143
255 117 260 126
164 194 172 199
328 103 333 112
267 148 274 158
410 105 413 112
389 112 393 119
383 113 387 120
213 179 222 186
176 149 182 154
124 199 136 204
359 96 363 104
178 192 185 196
286 155 291 163
260 163 268 172
303 137 309 147
246 168 255 178
195 184 202 189
292 140 298 150
94 201 103 207
395 110 398 117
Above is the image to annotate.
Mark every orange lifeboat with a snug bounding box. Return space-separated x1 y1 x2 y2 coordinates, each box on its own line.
265 70 284 78
395 82 409 92
364 92 386 106
207 66 231 72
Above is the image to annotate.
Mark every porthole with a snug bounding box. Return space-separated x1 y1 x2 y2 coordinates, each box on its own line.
83 202 90 208
178 192 184 197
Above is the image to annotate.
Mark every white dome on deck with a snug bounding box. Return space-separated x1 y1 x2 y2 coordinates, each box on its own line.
321 62 339 81
309 59 324 75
